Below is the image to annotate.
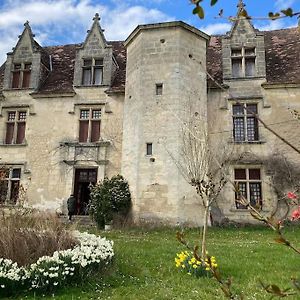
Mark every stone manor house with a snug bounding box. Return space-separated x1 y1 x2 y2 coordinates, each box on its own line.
0 3 299 225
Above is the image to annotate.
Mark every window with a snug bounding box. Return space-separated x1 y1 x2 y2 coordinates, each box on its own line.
156 83 163 95
231 47 256 78
146 143 153 155
79 108 101 143
232 104 259 142
234 168 262 209
0 167 21 205
5 111 27 144
11 63 31 88
82 58 103 85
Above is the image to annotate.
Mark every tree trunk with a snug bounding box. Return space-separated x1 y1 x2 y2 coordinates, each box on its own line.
201 200 210 260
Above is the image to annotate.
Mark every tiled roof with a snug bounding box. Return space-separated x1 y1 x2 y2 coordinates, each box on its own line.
0 27 299 95
264 27 300 85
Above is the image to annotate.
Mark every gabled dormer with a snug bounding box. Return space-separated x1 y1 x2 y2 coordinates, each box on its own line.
73 13 117 87
3 21 50 90
222 0 266 80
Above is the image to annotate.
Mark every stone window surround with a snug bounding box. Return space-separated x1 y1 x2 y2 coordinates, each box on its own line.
233 166 263 210
231 46 256 78
232 102 260 143
81 57 104 86
11 62 32 89
0 165 23 205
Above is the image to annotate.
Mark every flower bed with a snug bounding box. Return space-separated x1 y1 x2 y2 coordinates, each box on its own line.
0 231 114 296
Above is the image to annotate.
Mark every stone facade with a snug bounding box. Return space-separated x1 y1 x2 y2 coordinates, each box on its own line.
0 9 299 225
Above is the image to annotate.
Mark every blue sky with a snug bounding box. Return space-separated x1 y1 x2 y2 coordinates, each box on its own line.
0 0 299 64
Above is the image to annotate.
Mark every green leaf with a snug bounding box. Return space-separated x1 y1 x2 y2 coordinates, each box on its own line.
210 0 218 6
193 5 205 19
281 8 293 17
268 12 280 20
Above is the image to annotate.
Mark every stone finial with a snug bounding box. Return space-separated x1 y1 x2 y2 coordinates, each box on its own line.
237 0 245 10
24 20 30 27
93 13 100 21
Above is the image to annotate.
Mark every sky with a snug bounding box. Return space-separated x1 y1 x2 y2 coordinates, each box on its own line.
0 0 299 64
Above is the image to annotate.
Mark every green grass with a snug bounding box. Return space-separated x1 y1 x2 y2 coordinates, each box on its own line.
10 226 300 300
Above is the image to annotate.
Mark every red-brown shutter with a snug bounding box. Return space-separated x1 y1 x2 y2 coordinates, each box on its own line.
5 123 14 144
22 71 31 88
79 121 89 142
12 72 20 88
16 122 26 144
90 120 100 142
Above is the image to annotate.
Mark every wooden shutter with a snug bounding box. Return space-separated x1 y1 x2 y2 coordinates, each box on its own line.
12 72 20 88
22 71 31 88
16 122 26 144
90 120 100 142
5 123 14 144
79 120 89 142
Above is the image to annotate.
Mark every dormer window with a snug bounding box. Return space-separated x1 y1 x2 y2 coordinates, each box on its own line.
231 47 256 78
82 58 103 85
11 63 31 88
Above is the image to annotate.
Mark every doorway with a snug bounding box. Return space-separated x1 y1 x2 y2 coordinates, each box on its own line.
74 168 97 215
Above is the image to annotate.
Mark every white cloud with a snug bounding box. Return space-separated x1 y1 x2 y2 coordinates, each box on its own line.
200 23 231 35
0 0 171 64
275 0 296 10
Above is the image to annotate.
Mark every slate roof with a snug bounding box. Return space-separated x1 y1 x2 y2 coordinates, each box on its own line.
0 27 299 95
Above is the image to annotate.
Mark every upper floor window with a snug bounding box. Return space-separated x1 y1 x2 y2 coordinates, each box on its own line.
232 104 258 142
156 83 163 95
234 168 262 209
5 111 27 145
82 58 103 85
11 63 32 88
231 47 256 78
79 108 101 143
0 167 21 205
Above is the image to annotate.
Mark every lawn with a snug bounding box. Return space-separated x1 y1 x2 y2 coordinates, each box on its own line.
11 226 300 300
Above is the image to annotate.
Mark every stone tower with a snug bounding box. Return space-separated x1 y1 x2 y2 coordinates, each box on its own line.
122 21 209 225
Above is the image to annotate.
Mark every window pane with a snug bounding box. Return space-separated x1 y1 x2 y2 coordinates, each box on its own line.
146 143 153 155
245 58 256 76
92 110 101 119
22 71 31 88
245 48 255 56
79 121 89 142
90 120 100 142
247 117 258 141
233 117 245 141
8 112 16 121
82 68 91 85
233 104 244 115
16 122 26 144
231 49 242 56
246 104 257 114
94 59 103 66
249 182 262 207
234 169 246 180
0 168 9 180
93 67 103 85
249 169 260 180
156 83 163 95
83 59 92 66
10 181 20 204
235 182 247 209
5 123 15 144
12 168 21 179
0 180 8 204
18 112 27 121
12 71 20 88
14 64 21 70
24 63 32 70
80 110 89 119
88 170 97 182
232 58 242 77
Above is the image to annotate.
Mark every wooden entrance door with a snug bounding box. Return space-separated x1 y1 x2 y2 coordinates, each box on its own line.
74 168 97 215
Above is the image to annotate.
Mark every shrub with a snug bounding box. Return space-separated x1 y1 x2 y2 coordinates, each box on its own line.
0 209 77 266
89 175 131 228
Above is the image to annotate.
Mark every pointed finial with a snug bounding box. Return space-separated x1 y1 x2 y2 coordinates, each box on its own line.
93 13 100 21
24 20 30 27
237 0 245 10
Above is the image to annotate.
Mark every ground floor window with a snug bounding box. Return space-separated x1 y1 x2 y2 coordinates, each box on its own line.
0 167 21 204
234 168 262 209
